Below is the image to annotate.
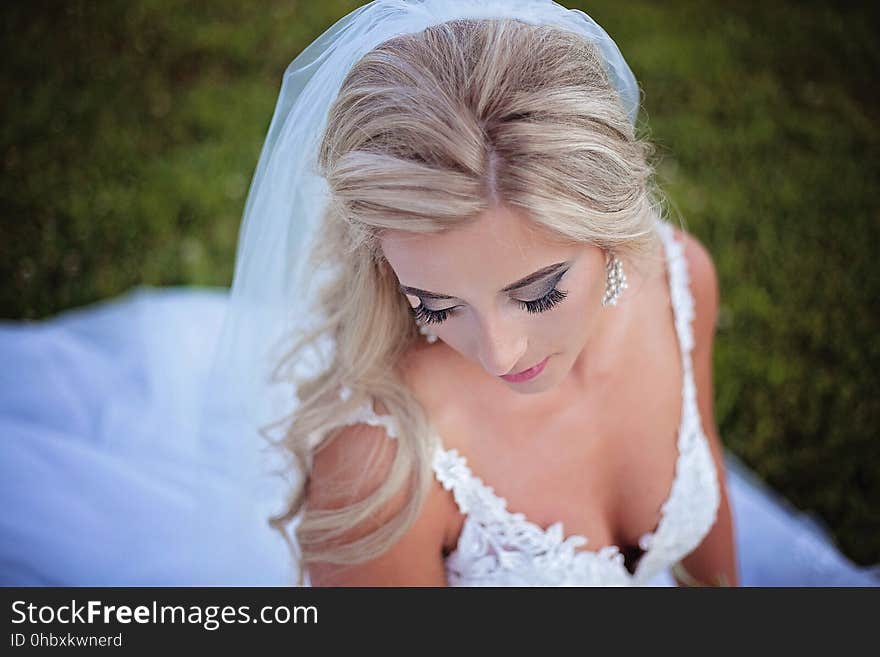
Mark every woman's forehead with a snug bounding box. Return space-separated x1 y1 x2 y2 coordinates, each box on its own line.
379 207 584 292
381 204 559 257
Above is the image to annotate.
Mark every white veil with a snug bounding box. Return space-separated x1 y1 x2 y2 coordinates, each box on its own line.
194 0 641 523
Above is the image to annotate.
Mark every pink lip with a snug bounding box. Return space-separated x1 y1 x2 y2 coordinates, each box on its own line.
500 355 550 383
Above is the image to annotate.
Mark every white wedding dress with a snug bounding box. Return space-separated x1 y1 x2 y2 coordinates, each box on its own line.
1 225 878 586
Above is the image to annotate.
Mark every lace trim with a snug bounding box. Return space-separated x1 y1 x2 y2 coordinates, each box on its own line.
432 446 634 585
307 386 401 450
336 387 401 439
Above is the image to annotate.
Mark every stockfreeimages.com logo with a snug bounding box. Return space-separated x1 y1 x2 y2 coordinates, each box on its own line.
11 599 317 632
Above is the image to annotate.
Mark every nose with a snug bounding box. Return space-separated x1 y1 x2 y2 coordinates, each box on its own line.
475 314 527 377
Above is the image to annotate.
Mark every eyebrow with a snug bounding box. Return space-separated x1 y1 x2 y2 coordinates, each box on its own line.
398 261 570 301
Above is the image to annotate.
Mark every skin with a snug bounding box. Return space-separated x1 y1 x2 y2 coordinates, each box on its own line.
308 202 739 586
387 203 628 406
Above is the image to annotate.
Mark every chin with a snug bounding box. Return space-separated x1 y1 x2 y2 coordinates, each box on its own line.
509 380 556 396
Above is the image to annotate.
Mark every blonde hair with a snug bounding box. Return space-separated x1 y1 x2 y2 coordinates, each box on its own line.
265 17 670 585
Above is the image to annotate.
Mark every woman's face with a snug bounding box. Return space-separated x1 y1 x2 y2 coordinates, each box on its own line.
380 204 621 396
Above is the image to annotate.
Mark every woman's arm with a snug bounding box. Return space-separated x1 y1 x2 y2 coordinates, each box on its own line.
305 419 450 586
672 228 740 587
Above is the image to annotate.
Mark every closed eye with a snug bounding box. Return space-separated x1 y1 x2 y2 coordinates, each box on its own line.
518 286 568 314
411 278 569 326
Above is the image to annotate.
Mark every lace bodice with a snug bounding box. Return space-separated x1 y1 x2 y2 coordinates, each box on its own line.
327 217 720 586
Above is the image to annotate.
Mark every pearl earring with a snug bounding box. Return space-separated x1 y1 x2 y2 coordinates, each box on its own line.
602 250 627 307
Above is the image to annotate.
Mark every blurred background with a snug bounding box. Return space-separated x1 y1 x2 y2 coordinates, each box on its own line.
1 0 877 566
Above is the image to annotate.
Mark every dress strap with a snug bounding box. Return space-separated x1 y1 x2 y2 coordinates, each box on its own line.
335 386 401 438
655 219 696 359
654 218 700 438
431 445 510 520
305 387 401 452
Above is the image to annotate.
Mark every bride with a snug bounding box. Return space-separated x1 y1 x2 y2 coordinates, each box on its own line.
1 0 878 587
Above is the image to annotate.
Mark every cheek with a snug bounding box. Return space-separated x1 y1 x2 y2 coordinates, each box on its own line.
547 284 597 344
545 267 606 350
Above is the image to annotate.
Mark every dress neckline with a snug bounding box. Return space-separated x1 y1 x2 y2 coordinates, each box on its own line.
434 218 696 581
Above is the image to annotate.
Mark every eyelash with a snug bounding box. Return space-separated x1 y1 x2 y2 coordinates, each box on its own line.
411 284 569 326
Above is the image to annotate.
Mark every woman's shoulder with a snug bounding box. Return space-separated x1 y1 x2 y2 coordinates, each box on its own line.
304 410 452 585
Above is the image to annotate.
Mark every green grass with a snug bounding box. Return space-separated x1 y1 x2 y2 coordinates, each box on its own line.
1 0 878 566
